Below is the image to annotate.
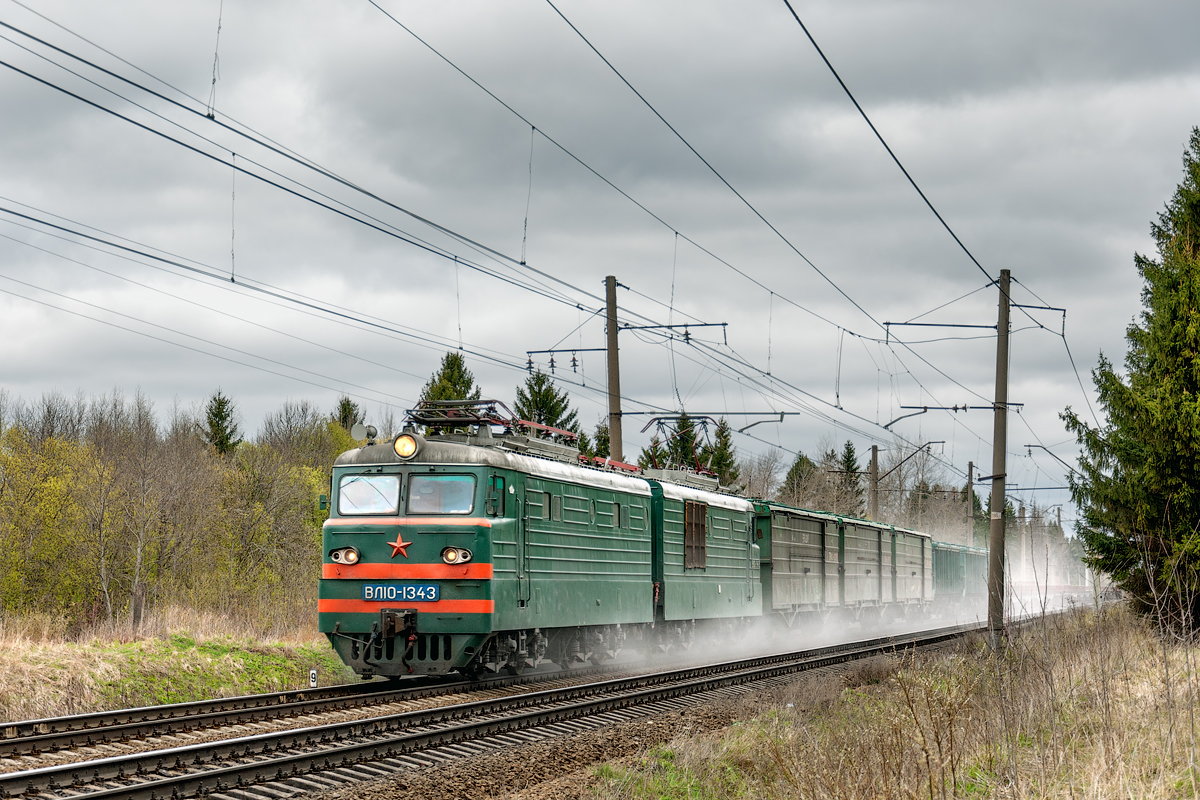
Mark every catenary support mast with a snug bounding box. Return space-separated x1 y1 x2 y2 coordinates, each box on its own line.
988 270 1011 650
869 444 879 521
605 276 623 462
967 460 974 544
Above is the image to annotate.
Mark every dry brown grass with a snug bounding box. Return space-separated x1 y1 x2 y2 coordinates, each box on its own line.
0 604 318 646
592 606 1200 799
0 605 340 723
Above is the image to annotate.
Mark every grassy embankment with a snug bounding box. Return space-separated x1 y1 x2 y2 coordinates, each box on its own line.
592 605 1198 799
0 606 353 723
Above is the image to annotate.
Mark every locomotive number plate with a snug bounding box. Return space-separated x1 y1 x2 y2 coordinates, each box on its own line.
362 584 440 602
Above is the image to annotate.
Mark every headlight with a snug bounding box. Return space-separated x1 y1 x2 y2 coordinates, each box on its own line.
330 547 360 564
441 547 472 564
393 434 418 459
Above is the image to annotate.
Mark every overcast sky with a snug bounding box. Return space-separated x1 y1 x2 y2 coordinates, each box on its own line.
1 0 1198 524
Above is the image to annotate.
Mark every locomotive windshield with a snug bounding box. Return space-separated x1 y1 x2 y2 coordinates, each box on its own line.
338 474 400 515
408 474 475 514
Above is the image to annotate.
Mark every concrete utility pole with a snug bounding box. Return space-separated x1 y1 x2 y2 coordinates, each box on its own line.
988 269 1011 651
605 276 623 462
869 445 879 521
966 460 974 545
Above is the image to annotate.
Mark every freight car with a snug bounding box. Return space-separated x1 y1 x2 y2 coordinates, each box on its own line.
754 502 934 629
931 540 989 611
319 400 980 679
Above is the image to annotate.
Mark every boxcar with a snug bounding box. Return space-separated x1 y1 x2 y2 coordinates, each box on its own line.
931 540 990 610
755 502 932 626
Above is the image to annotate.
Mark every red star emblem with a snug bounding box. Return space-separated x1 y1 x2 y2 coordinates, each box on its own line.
386 536 412 559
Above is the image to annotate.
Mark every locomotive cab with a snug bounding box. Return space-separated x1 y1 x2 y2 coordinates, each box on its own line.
319 433 500 677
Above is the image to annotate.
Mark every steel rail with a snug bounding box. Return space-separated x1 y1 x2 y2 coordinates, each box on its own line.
0 663 620 757
0 622 983 799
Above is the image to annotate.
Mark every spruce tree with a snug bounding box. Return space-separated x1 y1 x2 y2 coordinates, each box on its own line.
202 389 242 455
514 370 579 436
419 352 482 404
701 418 740 486
668 412 698 469
961 483 987 546
1064 128 1200 626
592 417 610 460
638 435 667 469
333 396 364 432
839 440 864 517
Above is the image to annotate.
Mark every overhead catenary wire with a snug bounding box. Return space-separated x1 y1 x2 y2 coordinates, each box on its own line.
543 0 885 333
364 0 1024 454
0 206 519 368
778 0 994 288
777 0 1066 350
0 285 411 410
0 20 620 315
533 0 1007 441
0 194 525 365
0 203 529 371
1011 276 1100 427
0 50 592 313
0 197 680 427
0 228 431 381
0 3 1070 479
0 270 414 403
0 214 677 424
366 0 890 337
3 19 919 437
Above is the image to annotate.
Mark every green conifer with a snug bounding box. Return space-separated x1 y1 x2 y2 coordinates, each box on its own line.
201 389 242 456
1064 128 1200 625
333 396 364 433
514 370 579 434
839 440 864 517
701 418 740 486
419 352 482 405
638 435 667 470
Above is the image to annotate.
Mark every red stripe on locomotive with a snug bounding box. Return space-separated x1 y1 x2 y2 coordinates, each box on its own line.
322 516 493 529
321 563 493 580
318 598 494 614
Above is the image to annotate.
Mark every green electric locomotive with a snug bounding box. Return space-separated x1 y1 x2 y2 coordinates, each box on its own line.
320 399 978 680
320 399 762 677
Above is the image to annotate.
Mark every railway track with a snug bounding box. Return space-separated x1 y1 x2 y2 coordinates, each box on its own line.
0 622 983 799
0 663 631 760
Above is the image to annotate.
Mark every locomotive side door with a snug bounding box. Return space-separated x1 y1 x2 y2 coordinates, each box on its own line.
516 495 531 606
746 517 758 600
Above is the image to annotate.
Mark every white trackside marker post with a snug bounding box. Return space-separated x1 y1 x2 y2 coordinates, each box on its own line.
309 668 318 689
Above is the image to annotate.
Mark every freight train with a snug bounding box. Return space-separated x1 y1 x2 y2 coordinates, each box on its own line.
319 400 989 679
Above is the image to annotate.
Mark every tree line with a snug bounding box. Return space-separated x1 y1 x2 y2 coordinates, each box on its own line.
0 317 1090 635
0 389 358 633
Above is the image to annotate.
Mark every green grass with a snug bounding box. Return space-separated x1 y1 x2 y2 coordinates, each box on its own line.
594 742 758 800
94 635 354 708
